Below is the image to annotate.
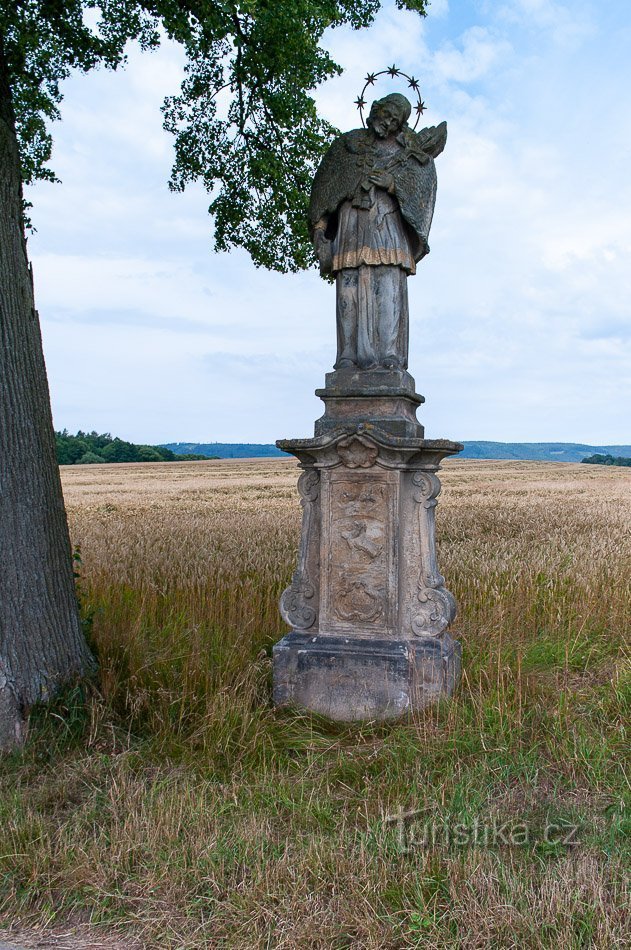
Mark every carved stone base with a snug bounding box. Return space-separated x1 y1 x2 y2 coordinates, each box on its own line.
273 421 463 721
273 631 461 721
315 367 425 439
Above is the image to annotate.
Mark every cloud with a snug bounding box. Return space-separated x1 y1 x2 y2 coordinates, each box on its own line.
429 0 450 17
432 26 511 83
495 0 594 48
26 0 631 445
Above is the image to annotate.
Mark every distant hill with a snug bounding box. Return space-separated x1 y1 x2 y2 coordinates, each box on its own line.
163 442 286 459
163 441 631 463
457 442 631 463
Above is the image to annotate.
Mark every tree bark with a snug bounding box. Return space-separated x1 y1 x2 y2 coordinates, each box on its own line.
0 35 95 752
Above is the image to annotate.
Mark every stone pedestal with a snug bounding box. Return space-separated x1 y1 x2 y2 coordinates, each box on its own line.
273 368 462 721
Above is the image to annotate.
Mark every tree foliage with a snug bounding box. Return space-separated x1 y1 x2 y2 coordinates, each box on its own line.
1 1 160 185
1 0 428 271
582 454 631 468
55 430 212 463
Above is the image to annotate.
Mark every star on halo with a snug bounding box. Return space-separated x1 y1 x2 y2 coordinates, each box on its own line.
386 64 399 77
354 96 366 110
408 76 419 91
364 72 377 85
415 100 427 115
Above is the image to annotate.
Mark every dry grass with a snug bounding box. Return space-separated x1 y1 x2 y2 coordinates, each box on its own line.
0 458 629 948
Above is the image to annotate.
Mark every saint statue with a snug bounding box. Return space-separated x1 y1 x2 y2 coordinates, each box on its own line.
309 93 447 371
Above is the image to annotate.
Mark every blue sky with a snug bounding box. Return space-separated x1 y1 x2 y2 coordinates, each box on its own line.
27 0 631 445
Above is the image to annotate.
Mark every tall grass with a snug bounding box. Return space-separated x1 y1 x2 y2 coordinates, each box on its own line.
0 458 629 948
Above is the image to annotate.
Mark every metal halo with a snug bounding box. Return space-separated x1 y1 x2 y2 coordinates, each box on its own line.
354 65 427 131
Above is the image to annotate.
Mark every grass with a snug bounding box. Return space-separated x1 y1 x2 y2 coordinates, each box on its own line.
0 458 629 948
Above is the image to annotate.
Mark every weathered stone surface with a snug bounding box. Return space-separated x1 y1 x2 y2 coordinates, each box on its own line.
274 425 462 720
273 90 460 720
321 464 397 633
273 631 461 721
315 368 424 439
279 469 320 632
309 94 447 371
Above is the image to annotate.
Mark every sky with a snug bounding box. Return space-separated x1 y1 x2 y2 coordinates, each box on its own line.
26 0 631 446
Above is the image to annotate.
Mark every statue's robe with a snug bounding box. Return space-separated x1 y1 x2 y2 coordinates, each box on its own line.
309 123 446 369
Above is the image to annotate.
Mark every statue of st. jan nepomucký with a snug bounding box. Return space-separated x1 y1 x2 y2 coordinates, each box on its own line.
273 88 463 722
309 93 447 371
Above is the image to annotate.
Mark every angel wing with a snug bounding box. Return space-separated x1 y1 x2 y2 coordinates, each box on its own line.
415 120 448 159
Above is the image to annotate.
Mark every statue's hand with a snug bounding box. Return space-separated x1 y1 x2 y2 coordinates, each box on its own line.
314 230 333 276
369 170 395 192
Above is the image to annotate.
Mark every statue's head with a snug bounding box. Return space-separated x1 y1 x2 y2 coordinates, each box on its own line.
367 93 411 138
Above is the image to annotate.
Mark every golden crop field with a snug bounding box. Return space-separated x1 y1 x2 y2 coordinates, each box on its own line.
1 458 629 949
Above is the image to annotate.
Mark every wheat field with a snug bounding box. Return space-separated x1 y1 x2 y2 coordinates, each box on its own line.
0 458 629 948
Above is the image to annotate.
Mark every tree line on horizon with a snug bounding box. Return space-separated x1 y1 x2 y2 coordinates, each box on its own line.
581 454 631 468
55 430 213 466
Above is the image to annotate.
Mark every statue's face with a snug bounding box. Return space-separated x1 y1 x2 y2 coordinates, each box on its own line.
367 99 404 138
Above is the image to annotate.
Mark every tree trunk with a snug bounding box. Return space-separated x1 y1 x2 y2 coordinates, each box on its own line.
0 36 95 752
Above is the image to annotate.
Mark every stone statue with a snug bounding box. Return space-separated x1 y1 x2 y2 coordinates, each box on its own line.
309 93 447 371
273 82 462 722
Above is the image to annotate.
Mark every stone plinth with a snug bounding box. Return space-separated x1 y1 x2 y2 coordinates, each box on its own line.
315 368 424 439
273 413 463 721
273 632 460 722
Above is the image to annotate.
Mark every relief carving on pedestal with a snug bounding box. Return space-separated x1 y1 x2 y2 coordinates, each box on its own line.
334 579 384 623
280 469 320 630
323 472 395 630
410 470 457 637
337 435 379 469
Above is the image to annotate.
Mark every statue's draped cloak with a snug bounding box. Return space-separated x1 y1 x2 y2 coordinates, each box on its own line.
309 124 445 265
332 189 416 274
